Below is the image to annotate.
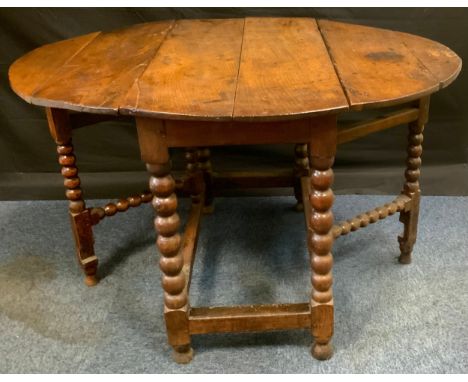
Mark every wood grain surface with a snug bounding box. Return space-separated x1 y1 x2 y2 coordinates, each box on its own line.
122 19 244 120
398 32 462 88
8 32 100 103
232 17 348 121
30 21 175 114
318 19 442 110
9 18 462 120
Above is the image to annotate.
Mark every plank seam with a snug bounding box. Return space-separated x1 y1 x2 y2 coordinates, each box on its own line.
231 18 247 119
119 20 177 115
400 40 444 91
316 19 352 109
29 32 102 101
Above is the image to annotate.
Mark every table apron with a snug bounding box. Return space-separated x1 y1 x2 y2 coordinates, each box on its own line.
161 116 336 147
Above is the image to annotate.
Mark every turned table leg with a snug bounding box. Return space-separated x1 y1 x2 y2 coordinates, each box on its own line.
46 108 98 286
398 97 429 264
137 119 192 364
294 143 310 211
197 147 214 213
308 117 337 360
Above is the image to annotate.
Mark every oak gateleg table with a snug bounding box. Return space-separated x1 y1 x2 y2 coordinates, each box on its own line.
9 18 461 363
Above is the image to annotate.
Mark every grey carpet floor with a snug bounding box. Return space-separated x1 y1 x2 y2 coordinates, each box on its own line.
0 195 467 373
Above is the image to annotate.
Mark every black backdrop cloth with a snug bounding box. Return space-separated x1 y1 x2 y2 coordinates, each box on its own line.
1 8 467 199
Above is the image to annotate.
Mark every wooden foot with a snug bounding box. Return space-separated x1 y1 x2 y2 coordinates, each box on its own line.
398 252 412 264
311 341 333 360
294 143 309 211
84 274 99 287
172 345 194 364
82 255 99 286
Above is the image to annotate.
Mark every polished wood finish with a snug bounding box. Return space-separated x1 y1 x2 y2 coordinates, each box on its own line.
308 116 337 360
124 19 244 120
46 108 98 286
302 177 411 239
399 190 421 264
331 195 411 238
163 119 315 146
137 118 193 364
9 18 461 120
318 20 459 110
233 18 347 120
89 191 152 225
46 108 158 284
27 22 174 113
135 114 345 363
189 303 310 334
337 107 419 145
9 18 461 364
9 32 100 104
398 97 429 264
180 195 204 292
395 31 462 89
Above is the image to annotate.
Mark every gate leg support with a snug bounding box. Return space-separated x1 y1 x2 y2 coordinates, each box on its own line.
47 108 98 286
398 97 429 264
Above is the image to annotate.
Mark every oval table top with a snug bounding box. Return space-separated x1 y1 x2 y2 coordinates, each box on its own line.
9 17 462 122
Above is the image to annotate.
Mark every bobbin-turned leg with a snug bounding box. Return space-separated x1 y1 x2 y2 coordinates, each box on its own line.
398 97 429 264
294 143 309 211
137 118 192 364
308 117 337 360
197 147 214 213
150 162 192 363
46 108 98 286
